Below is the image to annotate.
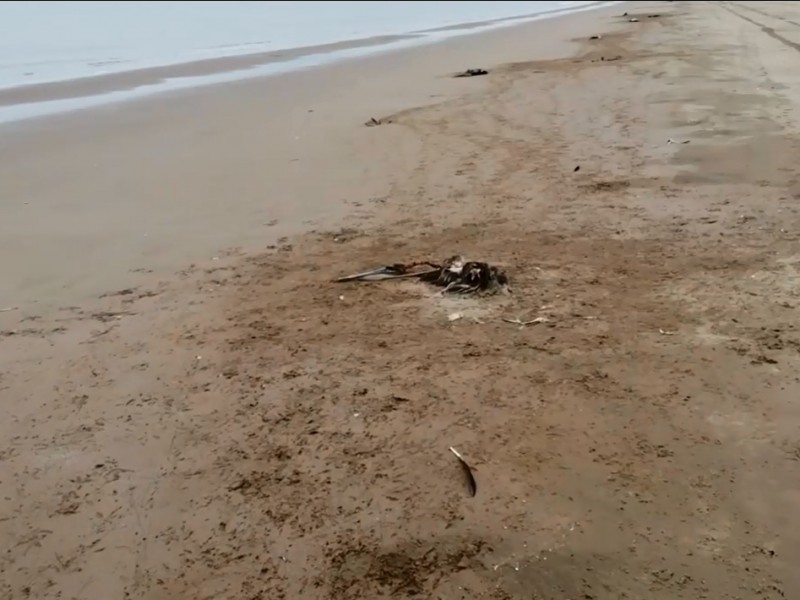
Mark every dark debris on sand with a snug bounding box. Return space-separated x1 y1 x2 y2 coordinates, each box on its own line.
454 68 489 78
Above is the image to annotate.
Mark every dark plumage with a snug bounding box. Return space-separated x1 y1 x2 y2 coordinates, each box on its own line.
419 255 508 294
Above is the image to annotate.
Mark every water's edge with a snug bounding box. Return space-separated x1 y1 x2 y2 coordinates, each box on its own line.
0 1 618 125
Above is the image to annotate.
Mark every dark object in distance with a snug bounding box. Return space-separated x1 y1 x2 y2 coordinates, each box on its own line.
365 117 391 127
648 14 661 18
574 165 580 172
450 447 477 497
622 11 628 16
454 68 489 78
589 35 601 40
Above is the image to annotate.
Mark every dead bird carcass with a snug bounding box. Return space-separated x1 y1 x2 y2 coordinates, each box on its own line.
335 255 509 295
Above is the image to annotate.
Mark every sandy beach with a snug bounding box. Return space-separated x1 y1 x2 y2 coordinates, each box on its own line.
3 1 800 598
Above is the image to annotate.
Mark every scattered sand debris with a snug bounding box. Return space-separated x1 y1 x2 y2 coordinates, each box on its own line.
503 316 549 327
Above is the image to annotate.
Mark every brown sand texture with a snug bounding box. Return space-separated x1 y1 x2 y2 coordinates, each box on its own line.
2 1 800 599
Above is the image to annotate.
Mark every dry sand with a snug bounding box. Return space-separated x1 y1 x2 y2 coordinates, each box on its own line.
3 1 800 598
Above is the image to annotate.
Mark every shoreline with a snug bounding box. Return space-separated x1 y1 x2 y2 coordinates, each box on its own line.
0 0 629 310
0 1 617 124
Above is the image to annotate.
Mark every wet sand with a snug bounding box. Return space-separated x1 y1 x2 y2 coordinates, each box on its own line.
3 1 800 599
0 34 418 107
0 3 619 310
